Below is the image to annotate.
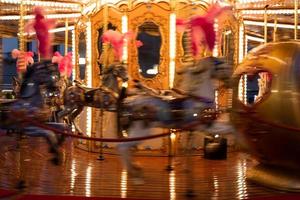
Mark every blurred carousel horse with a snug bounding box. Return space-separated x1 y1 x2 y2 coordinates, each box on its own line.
0 60 66 165
57 63 128 134
118 56 234 177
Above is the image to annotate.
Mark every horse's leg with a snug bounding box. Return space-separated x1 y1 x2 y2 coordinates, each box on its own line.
117 120 150 184
185 131 196 197
69 106 84 134
57 104 75 123
24 126 62 165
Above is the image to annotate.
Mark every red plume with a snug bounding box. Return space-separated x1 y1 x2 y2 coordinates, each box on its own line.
25 6 56 59
176 3 232 56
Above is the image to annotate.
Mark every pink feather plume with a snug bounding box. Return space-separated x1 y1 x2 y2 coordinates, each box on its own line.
102 30 135 61
25 6 56 59
176 3 232 56
52 51 73 78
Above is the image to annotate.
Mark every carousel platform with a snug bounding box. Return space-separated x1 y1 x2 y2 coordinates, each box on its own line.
0 135 299 200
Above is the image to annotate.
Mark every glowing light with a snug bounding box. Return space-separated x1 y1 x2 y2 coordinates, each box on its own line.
0 0 81 9
70 160 77 194
169 13 176 88
0 13 81 20
79 57 86 65
121 169 127 198
21 26 75 36
244 20 300 29
170 132 176 141
212 175 219 200
215 90 219 110
242 9 300 15
72 29 76 81
169 171 176 200
82 3 96 15
85 165 92 197
239 24 244 63
121 15 128 62
86 21 92 137
246 35 265 43
213 19 218 57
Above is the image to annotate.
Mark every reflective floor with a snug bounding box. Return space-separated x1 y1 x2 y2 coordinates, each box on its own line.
0 135 292 200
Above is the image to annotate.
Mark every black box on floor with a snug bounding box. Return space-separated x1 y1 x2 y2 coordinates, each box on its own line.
203 135 227 160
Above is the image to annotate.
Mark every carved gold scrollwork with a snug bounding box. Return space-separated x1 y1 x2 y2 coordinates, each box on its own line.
128 3 170 90
91 7 122 87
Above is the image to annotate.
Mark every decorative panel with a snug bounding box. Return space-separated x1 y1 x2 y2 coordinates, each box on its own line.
128 2 170 90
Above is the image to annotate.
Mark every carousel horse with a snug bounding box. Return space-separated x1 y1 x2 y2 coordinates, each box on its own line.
117 56 233 178
57 62 128 134
0 60 65 165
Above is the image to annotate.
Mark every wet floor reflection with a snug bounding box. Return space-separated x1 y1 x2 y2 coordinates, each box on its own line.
169 171 176 200
85 165 92 197
70 159 77 194
237 159 248 199
121 169 127 198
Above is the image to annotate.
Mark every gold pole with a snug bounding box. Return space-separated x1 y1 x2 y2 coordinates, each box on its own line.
65 18 69 55
295 0 298 40
264 5 268 44
273 16 277 42
18 0 25 52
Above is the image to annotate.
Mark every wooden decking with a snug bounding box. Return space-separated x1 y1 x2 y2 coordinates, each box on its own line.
0 135 292 199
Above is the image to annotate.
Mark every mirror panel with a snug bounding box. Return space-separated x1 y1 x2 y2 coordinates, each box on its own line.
137 21 161 78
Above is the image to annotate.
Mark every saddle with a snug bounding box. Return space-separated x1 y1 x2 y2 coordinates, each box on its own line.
74 80 98 93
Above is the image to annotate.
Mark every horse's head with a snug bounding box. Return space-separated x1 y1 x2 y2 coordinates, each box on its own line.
102 63 128 92
20 60 60 98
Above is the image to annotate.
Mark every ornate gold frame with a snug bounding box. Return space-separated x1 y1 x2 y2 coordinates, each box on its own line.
91 7 122 87
128 3 170 90
74 18 87 83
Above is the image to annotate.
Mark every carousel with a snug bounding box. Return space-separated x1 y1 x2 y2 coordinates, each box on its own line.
0 0 300 199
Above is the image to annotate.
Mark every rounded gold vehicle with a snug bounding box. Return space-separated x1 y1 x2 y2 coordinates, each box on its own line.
232 41 300 191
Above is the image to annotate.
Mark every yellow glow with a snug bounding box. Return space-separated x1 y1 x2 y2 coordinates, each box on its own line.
215 90 219 110
0 0 80 9
213 19 218 57
239 24 244 63
85 165 92 197
169 13 176 88
246 35 264 43
169 171 176 200
237 160 248 199
121 169 127 198
244 20 300 29
72 30 76 80
86 21 92 137
170 132 176 141
70 159 76 194
0 13 81 20
121 15 128 62
22 26 75 36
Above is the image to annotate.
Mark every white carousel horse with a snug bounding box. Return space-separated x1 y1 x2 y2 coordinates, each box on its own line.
117 56 234 180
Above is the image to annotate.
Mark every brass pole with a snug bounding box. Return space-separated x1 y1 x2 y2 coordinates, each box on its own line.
273 16 277 42
295 0 298 40
98 0 109 161
65 18 69 55
18 0 25 52
264 5 268 44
